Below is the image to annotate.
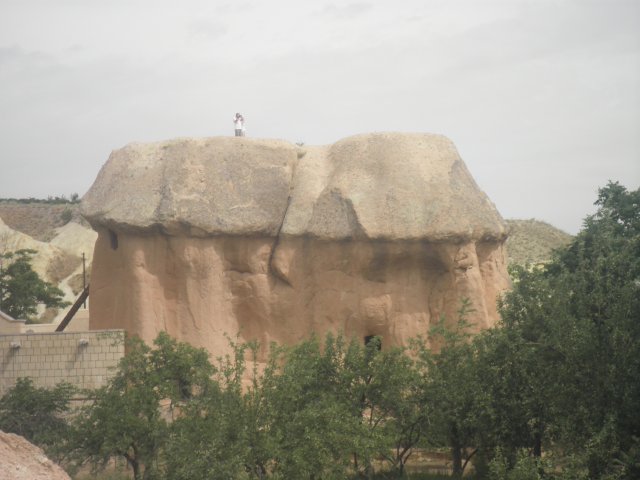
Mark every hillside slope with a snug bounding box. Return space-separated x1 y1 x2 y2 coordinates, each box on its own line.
0 202 96 323
0 201 84 242
505 219 573 266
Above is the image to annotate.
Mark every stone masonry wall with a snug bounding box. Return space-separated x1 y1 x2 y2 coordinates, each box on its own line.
0 330 125 395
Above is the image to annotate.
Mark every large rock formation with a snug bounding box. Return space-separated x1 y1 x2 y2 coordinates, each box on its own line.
83 133 510 358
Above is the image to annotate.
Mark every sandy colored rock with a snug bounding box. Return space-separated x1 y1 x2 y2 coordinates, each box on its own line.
82 137 297 236
50 221 98 264
0 431 70 480
0 216 63 283
84 133 510 359
284 133 506 241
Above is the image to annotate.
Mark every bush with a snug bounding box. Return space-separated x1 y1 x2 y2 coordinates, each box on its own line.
488 449 546 480
0 377 74 459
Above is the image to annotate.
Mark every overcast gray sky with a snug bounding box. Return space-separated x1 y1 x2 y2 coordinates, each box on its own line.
1 0 638 234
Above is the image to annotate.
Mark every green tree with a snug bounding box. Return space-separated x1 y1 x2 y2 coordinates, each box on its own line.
476 182 640 479
415 299 486 478
366 343 426 476
0 377 75 460
337 334 426 478
0 249 69 321
164 338 275 480
475 266 568 461
72 332 214 480
257 333 426 479
488 448 548 480
264 335 363 479
548 182 640 478
165 333 428 480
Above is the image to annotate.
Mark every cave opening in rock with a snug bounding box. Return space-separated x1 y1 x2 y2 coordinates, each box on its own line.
108 230 118 250
364 335 382 351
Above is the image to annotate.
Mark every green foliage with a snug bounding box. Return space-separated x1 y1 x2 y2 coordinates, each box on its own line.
164 338 269 480
475 182 640 479
0 194 80 204
472 266 566 460
0 249 69 320
359 339 426 475
260 333 425 478
488 449 546 480
0 377 74 459
614 436 640 480
544 182 639 478
414 302 475 479
164 382 249 479
148 331 215 402
264 335 360 479
71 332 214 480
5 181 636 479
164 333 427 480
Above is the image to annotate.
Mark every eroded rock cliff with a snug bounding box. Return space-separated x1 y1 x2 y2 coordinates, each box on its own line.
83 133 510 358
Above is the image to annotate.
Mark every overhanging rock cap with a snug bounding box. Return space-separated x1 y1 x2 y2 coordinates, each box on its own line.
82 133 507 242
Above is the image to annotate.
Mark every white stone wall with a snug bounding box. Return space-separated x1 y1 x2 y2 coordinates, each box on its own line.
0 330 125 394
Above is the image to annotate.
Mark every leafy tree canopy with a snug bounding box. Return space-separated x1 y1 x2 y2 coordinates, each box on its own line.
71 332 214 480
0 377 74 460
485 181 640 478
0 248 69 321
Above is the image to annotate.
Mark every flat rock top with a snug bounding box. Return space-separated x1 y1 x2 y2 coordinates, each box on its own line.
82 133 506 241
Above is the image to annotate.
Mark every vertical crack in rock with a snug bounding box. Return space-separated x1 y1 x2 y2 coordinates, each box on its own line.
153 157 176 232
268 195 293 286
268 148 304 286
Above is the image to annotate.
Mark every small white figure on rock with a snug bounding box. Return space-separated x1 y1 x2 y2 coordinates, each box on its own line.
233 113 245 137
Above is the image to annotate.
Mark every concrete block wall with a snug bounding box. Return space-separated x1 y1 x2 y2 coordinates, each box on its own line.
0 330 125 395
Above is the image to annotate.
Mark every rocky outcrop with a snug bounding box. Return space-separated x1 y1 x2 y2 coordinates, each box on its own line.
0 431 70 480
83 133 510 358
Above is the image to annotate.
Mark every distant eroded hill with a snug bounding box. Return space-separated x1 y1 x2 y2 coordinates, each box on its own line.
0 201 84 242
0 201 96 323
505 219 573 266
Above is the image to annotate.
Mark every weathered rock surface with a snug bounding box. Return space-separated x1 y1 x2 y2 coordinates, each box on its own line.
0 216 62 282
0 431 71 480
83 133 510 358
82 137 297 236
282 133 505 240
